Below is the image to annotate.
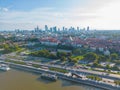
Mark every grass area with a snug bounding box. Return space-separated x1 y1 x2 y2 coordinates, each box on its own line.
72 56 83 61
6 55 25 60
5 60 26 65
32 64 41 68
49 67 68 73
5 59 43 69
21 50 31 55
16 48 26 54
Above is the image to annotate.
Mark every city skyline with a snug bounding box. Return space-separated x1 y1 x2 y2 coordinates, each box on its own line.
0 0 120 30
33 25 90 31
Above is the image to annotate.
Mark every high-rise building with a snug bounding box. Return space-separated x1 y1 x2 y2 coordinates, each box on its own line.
65 28 68 31
34 26 39 32
53 26 57 32
77 27 79 31
87 26 90 31
58 28 60 31
63 27 65 31
45 25 48 31
50 27 52 32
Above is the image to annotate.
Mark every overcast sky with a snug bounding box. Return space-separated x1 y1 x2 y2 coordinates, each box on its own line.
0 0 120 30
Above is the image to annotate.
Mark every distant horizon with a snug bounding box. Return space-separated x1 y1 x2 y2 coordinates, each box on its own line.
1 27 120 31
1 0 120 30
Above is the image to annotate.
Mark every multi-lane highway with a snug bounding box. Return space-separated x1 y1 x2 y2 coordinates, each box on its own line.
1 55 120 81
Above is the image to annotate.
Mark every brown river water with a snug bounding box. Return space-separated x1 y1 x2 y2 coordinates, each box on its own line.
0 69 103 90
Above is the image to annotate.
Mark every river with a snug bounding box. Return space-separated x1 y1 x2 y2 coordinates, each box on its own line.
0 69 104 90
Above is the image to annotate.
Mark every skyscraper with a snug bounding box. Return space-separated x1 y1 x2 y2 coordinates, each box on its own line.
34 26 39 32
87 26 90 31
63 27 65 31
53 26 57 32
45 25 48 31
77 27 79 31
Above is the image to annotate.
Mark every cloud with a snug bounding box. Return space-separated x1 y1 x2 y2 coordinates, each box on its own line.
2 8 9 12
85 0 120 29
0 0 120 30
0 7 9 12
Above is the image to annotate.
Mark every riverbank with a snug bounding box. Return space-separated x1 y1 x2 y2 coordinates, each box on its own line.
3 61 120 90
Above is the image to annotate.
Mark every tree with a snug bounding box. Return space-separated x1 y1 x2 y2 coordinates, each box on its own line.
111 53 118 60
93 60 99 67
72 49 82 55
30 49 57 59
72 59 78 63
68 56 73 62
57 44 73 50
98 55 107 62
83 52 98 62
86 75 102 81
48 53 57 59
114 80 120 85
106 64 111 69
61 56 67 61
112 66 119 70
14 44 21 51
56 51 67 58
3 44 10 51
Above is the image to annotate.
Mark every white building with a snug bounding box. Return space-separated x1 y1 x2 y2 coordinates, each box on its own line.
104 50 110 56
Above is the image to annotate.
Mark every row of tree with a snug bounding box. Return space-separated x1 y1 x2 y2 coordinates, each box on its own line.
30 48 119 67
30 49 57 59
73 48 119 60
114 80 120 85
1 43 21 53
86 75 102 81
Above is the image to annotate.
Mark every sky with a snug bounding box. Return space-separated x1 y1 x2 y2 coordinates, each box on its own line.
0 0 120 30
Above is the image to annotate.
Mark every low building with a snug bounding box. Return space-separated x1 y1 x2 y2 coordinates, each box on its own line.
104 50 110 56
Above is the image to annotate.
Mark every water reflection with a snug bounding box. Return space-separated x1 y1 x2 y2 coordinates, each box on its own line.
37 77 56 84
